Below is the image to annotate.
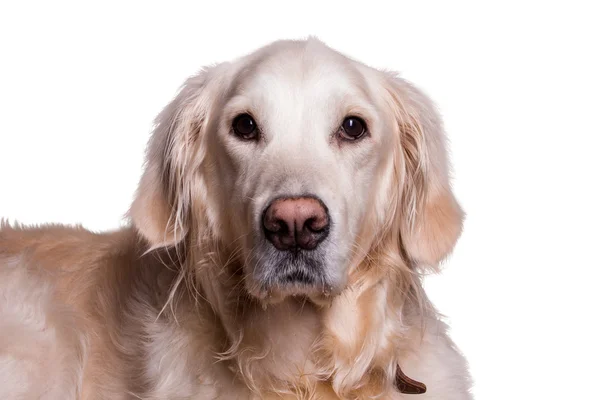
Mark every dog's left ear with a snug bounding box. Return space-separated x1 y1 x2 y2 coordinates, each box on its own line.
383 72 464 268
129 65 226 249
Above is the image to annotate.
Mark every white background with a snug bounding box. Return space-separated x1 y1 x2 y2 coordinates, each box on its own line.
1 1 599 399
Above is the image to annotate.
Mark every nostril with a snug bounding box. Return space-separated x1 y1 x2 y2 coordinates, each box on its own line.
276 220 289 233
305 218 319 232
304 218 328 233
263 204 290 234
305 217 328 233
264 218 288 234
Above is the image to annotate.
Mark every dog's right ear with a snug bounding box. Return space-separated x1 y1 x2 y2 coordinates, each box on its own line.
129 66 224 249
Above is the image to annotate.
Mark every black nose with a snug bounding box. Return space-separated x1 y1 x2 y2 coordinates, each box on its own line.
263 196 330 251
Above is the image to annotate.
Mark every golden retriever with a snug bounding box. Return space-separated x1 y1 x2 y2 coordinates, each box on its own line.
0 38 472 399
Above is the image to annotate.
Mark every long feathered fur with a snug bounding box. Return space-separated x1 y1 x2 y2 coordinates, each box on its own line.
0 39 471 399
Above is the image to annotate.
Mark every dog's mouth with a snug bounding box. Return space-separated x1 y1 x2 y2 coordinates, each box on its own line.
282 268 316 284
247 249 337 304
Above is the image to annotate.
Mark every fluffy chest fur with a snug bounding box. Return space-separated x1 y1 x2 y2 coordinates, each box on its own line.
114 243 437 399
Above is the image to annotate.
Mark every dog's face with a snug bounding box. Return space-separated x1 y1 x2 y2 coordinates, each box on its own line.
131 39 464 304
212 48 388 301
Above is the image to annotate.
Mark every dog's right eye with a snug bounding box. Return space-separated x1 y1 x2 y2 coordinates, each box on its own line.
232 114 258 140
339 116 367 141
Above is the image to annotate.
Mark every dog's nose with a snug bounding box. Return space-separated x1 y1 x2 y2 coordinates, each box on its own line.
263 196 330 251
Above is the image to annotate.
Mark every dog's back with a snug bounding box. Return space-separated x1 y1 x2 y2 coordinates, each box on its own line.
0 224 141 398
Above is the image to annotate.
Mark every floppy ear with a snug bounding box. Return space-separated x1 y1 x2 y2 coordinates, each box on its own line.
383 73 464 268
129 67 222 249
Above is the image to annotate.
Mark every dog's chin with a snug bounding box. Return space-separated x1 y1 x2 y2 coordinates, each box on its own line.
245 249 341 306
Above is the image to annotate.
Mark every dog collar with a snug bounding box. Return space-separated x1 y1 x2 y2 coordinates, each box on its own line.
395 365 427 394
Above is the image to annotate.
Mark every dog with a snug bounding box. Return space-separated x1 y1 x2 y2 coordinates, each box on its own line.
0 38 472 399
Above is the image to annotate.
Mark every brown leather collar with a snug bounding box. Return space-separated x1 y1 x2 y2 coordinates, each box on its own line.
395 365 427 394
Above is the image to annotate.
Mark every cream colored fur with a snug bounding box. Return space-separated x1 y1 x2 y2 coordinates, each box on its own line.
0 39 472 399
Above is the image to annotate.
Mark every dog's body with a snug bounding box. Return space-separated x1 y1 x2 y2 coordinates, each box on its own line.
0 39 472 399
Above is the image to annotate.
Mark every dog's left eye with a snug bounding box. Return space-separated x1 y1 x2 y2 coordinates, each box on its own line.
339 116 367 141
232 114 258 140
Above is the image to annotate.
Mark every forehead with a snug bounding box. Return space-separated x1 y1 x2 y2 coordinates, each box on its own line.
227 44 375 124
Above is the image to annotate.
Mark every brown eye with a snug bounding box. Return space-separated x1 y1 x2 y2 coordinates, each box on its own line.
340 116 367 140
232 114 258 139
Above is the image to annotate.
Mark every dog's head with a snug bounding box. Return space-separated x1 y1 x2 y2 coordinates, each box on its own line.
130 39 463 304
